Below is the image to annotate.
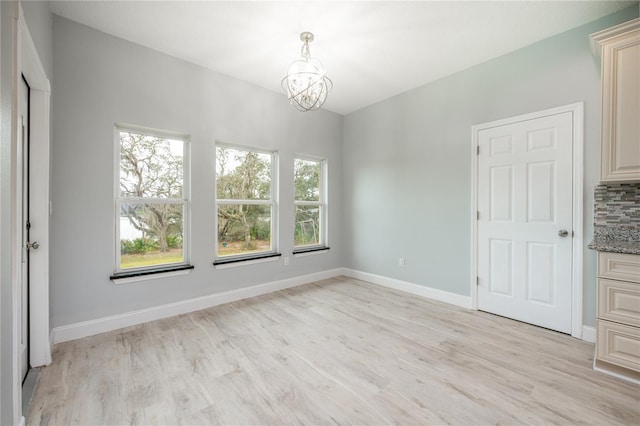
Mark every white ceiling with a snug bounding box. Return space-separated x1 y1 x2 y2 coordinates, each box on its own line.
49 1 636 115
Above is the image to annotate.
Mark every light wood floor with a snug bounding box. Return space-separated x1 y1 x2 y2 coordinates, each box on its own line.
28 276 640 425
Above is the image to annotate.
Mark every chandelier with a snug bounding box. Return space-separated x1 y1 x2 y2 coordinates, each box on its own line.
281 32 333 112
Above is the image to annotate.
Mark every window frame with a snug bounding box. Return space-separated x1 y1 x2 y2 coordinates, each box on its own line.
113 124 191 277
293 155 328 253
214 142 279 264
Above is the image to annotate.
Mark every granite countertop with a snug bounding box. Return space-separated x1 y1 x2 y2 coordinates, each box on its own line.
587 238 640 255
588 225 640 255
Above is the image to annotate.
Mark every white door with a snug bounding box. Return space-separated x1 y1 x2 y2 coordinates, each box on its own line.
477 111 573 333
19 76 31 381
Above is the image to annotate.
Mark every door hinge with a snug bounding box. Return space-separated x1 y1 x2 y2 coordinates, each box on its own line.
477 211 480 220
476 276 480 286
477 145 480 155
26 221 31 230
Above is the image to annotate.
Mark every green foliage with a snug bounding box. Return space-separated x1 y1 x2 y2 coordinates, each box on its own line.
217 204 271 245
250 220 271 241
121 238 159 254
294 159 321 246
294 206 319 246
216 146 273 252
294 159 320 201
216 147 271 200
120 132 183 198
166 234 183 249
119 131 185 253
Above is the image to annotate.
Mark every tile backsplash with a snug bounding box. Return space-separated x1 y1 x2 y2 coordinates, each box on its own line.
594 183 640 240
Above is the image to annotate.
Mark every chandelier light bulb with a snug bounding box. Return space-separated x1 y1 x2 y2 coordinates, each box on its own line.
282 32 333 112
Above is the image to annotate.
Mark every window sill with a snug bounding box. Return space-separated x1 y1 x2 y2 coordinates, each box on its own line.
293 246 330 257
214 252 282 269
110 264 194 285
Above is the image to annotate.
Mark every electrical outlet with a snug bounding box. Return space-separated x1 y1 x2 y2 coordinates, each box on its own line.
284 257 290 266
399 257 405 267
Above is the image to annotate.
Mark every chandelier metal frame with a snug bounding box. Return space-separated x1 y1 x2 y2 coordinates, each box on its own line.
281 32 333 112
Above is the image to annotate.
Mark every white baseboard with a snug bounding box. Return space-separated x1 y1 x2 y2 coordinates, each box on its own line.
52 268 345 344
344 269 599 342
51 267 591 345
343 268 472 309
581 325 596 343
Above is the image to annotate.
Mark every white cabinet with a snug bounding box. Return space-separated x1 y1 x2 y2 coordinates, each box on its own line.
591 19 640 183
595 252 640 382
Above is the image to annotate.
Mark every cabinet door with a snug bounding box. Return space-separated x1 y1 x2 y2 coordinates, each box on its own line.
596 320 640 373
598 278 640 326
600 28 640 182
598 252 640 283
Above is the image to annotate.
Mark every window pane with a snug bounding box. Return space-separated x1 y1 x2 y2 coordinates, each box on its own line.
294 205 320 246
120 203 184 269
294 159 320 201
120 131 183 198
217 204 272 256
216 147 271 200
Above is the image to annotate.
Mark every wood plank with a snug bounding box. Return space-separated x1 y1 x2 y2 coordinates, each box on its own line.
27 277 640 425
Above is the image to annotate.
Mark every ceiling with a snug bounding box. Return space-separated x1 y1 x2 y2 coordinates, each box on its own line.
49 1 636 115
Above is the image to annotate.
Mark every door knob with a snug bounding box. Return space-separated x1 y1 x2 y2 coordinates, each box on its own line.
558 230 569 238
26 241 39 250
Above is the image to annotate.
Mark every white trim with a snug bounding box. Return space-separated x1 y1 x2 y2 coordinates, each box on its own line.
589 18 640 56
581 325 596 343
114 126 191 274
214 143 279 261
19 7 52 367
10 7 23 417
52 268 345 344
294 156 327 248
570 103 584 339
470 102 584 339
26 89 50 367
343 268 472 309
10 3 52 425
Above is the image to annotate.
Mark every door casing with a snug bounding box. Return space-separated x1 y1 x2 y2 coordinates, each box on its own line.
470 103 584 339
10 3 52 423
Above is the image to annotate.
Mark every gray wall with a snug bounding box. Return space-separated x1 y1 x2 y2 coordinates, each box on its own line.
342 6 639 328
50 16 343 327
21 0 52 81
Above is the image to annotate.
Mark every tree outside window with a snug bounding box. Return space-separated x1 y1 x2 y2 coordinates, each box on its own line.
216 145 276 258
294 157 326 248
116 128 189 271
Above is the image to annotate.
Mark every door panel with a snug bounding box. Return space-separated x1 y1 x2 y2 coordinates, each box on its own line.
527 242 555 304
490 166 513 221
527 161 554 222
489 239 513 296
478 111 573 334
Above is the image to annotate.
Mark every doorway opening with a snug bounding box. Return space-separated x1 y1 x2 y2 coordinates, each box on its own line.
20 74 31 385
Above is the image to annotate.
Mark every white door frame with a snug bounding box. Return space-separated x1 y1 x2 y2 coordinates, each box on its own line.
10 1 51 422
470 103 584 339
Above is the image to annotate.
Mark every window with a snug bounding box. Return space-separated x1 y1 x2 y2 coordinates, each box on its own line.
215 144 278 262
294 157 327 251
114 126 190 274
